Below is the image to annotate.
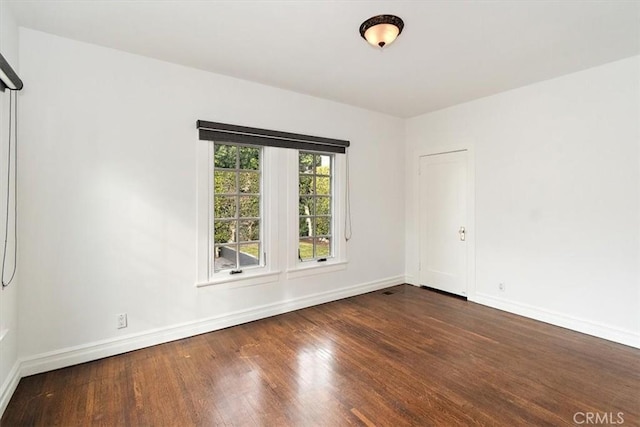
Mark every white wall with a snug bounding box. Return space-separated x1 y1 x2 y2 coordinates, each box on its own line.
16 28 405 372
0 1 21 415
406 56 640 347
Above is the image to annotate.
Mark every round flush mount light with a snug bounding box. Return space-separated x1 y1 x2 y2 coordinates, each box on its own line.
359 14 404 49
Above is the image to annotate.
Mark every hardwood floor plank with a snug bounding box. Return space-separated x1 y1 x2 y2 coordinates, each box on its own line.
3 285 639 426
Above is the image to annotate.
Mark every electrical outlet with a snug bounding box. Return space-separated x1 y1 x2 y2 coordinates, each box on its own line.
499 283 506 292
117 313 127 329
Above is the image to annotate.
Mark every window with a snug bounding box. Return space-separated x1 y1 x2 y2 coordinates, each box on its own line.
299 152 333 261
196 120 349 286
212 143 262 273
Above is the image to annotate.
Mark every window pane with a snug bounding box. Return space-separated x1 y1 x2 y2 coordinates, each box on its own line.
299 196 314 216
316 216 331 236
298 151 334 262
239 146 260 170
316 237 331 258
299 217 314 238
239 243 260 267
239 196 260 218
214 170 236 194
316 197 330 215
299 175 313 195
214 220 237 244
239 219 260 242
214 196 236 219
214 144 237 169
214 244 237 271
211 143 263 276
299 153 315 174
316 177 330 195
315 155 331 175
299 238 314 261
239 171 260 193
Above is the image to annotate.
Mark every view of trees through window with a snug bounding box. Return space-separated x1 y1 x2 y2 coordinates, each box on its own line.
299 152 333 261
213 143 261 272
212 145 334 273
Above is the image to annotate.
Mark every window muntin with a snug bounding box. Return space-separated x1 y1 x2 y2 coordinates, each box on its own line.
299 152 333 261
213 143 262 273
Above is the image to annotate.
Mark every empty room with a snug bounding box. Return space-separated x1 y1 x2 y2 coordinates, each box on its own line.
0 0 639 425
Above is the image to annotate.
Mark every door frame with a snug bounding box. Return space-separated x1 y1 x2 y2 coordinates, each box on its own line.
415 145 476 300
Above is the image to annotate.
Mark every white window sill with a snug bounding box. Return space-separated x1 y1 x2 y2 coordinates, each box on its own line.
196 271 281 289
286 260 348 279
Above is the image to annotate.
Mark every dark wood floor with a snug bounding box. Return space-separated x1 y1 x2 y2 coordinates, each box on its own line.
3 285 639 426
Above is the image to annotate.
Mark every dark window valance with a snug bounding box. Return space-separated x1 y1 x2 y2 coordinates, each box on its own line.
197 120 350 154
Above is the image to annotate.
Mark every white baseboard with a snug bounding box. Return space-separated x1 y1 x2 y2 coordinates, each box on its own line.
0 360 20 418
19 275 403 377
472 293 640 349
404 275 417 286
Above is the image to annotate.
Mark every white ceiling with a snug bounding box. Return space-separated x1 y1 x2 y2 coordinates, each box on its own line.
6 0 640 118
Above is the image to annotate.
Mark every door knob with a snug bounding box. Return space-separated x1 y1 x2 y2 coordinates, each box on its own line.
459 226 466 241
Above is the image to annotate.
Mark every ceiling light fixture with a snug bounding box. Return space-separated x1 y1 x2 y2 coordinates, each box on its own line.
359 14 404 49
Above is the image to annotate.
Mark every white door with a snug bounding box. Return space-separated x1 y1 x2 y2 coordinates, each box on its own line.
419 151 467 297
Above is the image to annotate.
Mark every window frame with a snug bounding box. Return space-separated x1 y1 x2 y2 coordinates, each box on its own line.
211 142 263 275
286 149 347 278
197 142 280 287
196 142 347 288
298 151 334 262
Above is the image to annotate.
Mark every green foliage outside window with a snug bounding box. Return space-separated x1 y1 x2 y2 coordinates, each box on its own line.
213 143 261 271
299 152 332 260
